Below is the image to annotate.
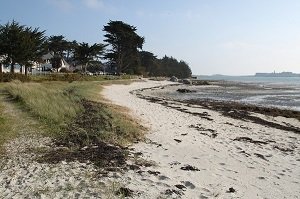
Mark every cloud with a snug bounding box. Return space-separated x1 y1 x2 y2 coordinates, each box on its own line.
82 0 104 10
48 0 74 11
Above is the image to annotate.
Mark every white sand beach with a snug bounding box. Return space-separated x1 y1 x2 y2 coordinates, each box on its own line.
103 79 300 199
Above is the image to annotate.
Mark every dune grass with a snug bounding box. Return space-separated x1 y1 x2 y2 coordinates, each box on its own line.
2 80 144 148
0 103 13 154
4 81 82 132
0 72 137 83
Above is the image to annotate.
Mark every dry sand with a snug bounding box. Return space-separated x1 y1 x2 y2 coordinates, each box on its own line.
103 79 300 199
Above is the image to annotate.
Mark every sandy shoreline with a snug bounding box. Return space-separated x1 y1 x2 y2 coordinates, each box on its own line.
103 79 300 198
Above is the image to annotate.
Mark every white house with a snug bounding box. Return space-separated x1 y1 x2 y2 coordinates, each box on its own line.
0 55 24 73
1 52 72 74
30 52 70 74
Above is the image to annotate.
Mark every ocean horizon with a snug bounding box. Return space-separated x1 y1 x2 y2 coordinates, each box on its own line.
196 75 300 87
193 75 300 111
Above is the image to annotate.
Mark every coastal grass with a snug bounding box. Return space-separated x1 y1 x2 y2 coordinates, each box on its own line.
0 102 13 154
0 72 137 83
2 80 144 148
4 81 82 133
0 88 50 154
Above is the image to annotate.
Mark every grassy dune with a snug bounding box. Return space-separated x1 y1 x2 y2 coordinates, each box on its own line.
5 81 82 128
0 80 143 151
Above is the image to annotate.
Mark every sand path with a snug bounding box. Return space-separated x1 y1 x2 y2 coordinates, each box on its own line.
103 79 300 199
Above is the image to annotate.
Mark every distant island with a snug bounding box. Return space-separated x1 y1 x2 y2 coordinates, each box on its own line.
255 72 300 77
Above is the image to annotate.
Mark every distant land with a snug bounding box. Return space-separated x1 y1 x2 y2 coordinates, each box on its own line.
255 72 300 77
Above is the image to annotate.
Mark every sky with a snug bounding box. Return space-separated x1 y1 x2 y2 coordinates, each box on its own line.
1 0 300 75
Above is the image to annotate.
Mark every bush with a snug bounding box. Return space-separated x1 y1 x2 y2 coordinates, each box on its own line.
59 68 71 73
0 73 30 82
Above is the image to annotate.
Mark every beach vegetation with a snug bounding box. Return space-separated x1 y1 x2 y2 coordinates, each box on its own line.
0 101 13 153
0 72 135 82
2 80 144 147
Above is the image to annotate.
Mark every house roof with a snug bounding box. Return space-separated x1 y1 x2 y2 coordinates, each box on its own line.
41 52 54 60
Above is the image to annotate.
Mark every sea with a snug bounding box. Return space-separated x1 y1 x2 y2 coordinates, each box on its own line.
194 75 300 111
149 75 300 111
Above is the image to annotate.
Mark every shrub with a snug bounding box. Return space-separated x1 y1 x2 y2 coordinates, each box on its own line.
0 73 30 82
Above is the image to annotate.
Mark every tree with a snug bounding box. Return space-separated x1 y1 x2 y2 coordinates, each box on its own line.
45 35 69 71
65 40 78 63
139 51 160 76
158 56 192 78
74 42 106 72
103 20 144 74
46 35 68 56
21 26 47 75
0 20 46 74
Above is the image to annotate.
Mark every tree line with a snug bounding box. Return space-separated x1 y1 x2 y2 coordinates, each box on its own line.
0 20 192 78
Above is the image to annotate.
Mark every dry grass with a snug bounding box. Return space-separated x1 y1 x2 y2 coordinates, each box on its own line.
0 102 13 154
2 80 144 147
0 90 48 154
4 81 82 131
